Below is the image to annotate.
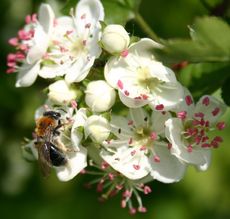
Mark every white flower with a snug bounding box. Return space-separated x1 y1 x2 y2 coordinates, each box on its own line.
101 24 130 54
84 115 110 143
31 104 88 181
48 80 77 105
165 92 227 171
63 0 104 83
104 38 184 110
12 0 104 87
15 4 55 87
85 80 116 112
100 108 186 182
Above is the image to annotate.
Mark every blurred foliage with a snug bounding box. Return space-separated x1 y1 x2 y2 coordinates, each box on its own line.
0 0 230 219
152 16 230 104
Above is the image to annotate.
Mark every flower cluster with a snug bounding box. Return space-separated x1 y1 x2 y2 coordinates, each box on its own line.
7 0 227 214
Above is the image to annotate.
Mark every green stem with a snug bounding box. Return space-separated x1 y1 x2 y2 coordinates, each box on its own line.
135 13 160 42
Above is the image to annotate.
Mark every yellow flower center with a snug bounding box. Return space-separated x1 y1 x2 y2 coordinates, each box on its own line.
137 67 161 91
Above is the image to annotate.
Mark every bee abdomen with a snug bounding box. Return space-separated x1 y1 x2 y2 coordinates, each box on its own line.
49 143 67 167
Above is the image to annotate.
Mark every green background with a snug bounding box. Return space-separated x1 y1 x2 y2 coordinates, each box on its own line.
0 0 230 218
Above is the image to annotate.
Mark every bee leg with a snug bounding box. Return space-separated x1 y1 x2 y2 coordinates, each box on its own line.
53 120 63 136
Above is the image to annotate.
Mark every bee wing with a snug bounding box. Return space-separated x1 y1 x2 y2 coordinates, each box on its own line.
37 142 51 178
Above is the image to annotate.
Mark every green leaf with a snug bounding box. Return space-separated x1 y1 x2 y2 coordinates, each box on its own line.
191 17 230 54
178 63 230 100
102 0 141 25
153 16 230 64
154 39 227 64
221 77 230 106
62 0 142 25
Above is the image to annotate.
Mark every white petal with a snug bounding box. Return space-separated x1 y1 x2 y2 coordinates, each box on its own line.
38 64 66 78
104 56 133 88
128 108 149 128
71 109 88 149
148 61 177 83
100 146 150 180
149 144 186 183
151 110 171 134
128 38 162 60
26 25 49 64
119 91 148 108
65 56 95 83
16 62 40 87
56 146 87 181
38 3 55 35
149 82 184 110
26 140 38 159
165 118 212 167
75 0 104 36
55 16 75 36
35 105 45 120
195 95 227 124
110 115 133 138
172 87 195 118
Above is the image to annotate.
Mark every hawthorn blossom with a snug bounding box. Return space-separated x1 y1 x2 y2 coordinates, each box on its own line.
84 115 111 143
85 80 116 112
104 38 184 111
7 0 104 87
100 108 186 183
48 80 77 105
165 93 227 170
7 4 55 87
27 104 88 181
50 0 105 83
101 24 130 54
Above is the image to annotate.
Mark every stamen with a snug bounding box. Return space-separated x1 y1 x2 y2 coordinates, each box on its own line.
128 138 133 145
124 90 130 96
187 145 193 153
131 150 136 156
138 207 147 213
202 97 210 106
194 112 204 118
128 120 134 126
129 208 137 215
25 15 31 24
185 95 193 106
121 49 129 57
133 164 140 170
101 161 109 170
167 143 172 150
71 100 78 109
117 80 124 90
85 23 91 28
150 132 157 140
155 104 164 111
216 122 225 130
141 94 148 100
81 13 86 19
212 107 220 116
153 155 160 162
177 111 187 120
143 186 152 195
8 38 18 46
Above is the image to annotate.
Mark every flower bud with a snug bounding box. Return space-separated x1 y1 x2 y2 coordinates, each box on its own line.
84 115 110 143
85 80 116 112
101 24 130 54
48 80 77 105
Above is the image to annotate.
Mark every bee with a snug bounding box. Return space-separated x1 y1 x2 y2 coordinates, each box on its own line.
34 111 68 177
